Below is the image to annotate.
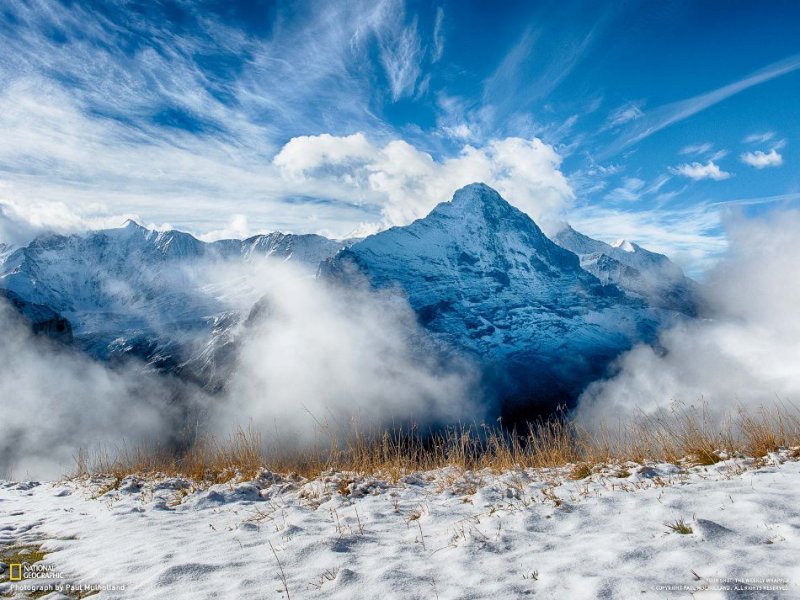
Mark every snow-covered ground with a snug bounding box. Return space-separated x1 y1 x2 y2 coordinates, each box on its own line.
1 453 798 599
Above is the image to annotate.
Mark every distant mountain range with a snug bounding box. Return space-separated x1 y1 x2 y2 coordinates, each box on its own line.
553 224 699 315
0 183 698 420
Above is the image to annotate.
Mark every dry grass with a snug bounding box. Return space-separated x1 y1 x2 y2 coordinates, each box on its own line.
75 402 800 485
569 463 593 480
665 518 693 535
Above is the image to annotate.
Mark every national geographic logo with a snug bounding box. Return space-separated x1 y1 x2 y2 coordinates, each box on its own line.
1 561 66 581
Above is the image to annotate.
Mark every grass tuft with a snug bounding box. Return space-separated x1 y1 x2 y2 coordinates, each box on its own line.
569 463 593 480
665 519 693 534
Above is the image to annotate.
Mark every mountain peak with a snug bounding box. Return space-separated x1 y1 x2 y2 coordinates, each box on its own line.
428 183 538 236
122 219 146 230
450 182 504 204
611 239 636 253
447 183 518 215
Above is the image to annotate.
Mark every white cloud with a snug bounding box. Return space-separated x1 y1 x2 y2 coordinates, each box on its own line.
374 2 424 101
605 102 644 128
743 131 775 144
197 214 254 242
0 79 387 244
273 133 376 177
606 53 800 156
602 174 673 204
238 0 431 128
0 301 208 479
740 148 783 169
443 124 473 139
679 142 713 155
575 210 800 427
0 0 447 244
0 249 480 478
271 133 575 232
0 82 571 244
604 177 645 202
0 197 140 246
216 261 481 446
670 160 732 181
432 7 445 62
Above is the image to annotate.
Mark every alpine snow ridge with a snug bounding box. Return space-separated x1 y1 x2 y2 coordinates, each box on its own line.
0 222 347 378
553 224 699 315
0 183 697 419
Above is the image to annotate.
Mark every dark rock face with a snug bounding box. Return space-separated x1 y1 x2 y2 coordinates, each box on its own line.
1 289 73 343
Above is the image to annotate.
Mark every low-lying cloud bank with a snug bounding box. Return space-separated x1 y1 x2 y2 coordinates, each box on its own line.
0 302 201 480
0 260 480 479
3 209 798 479
212 261 481 448
576 210 800 426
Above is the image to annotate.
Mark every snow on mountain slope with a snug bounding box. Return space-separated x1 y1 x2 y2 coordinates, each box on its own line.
554 225 699 314
322 183 674 416
611 239 637 253
0 186 694 417
0 222 347 374
213 231 345 267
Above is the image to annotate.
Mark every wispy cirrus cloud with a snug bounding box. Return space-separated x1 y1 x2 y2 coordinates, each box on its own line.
432 7 446 63
605 53 800 156
0 0 446 242
679 142 713 155
605 101 644 129
743 131 775 144
482 28 539 105
374 2 425 101
481 8 610 130
604 177 645 202
710 191 800 208
603 174 672 204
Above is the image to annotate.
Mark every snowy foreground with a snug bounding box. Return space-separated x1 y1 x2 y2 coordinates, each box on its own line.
1 453 799 599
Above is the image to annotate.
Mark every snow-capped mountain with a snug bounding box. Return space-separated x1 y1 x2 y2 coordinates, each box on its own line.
553 225 699 314
322 183 682 417
211 229 347 265
0 184 696 419
0 221 347 376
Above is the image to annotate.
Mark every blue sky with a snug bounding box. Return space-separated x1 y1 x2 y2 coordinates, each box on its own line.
0 0 798 274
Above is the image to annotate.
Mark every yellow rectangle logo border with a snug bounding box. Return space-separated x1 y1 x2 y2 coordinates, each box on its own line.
9 563 23 581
